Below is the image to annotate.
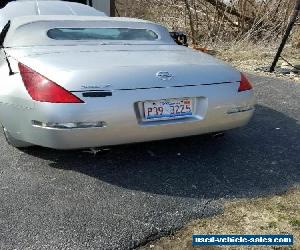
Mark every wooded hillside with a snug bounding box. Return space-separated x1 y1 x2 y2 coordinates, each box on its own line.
116 0 300 47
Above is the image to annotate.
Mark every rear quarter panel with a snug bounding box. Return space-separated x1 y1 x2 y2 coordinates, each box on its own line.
0 56 34 131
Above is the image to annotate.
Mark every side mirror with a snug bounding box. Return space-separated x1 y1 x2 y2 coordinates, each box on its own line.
169 32 188 47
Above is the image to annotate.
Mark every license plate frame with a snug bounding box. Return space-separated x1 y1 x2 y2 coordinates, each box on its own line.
143 98 193 121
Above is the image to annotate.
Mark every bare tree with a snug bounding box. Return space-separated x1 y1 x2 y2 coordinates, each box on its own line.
116 0 299 46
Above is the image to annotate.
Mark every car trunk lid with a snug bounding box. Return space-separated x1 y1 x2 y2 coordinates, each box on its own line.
9 45 241 91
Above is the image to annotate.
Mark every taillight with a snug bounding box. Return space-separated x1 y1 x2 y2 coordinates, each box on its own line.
238 73 253 92
18 63 84 103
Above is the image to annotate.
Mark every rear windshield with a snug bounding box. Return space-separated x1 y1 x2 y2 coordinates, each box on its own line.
47 28 159 41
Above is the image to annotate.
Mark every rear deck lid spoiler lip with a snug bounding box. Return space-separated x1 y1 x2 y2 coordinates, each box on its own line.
71 81 237 92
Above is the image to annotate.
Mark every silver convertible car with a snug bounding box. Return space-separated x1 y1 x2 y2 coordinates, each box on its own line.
0 13 255 149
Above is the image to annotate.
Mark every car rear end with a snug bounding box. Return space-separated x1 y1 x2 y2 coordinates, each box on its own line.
27 83 253 150
0 17 255 149
1 49 254 149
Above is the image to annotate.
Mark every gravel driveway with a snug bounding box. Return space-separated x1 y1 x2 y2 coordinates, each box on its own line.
0 75 299 249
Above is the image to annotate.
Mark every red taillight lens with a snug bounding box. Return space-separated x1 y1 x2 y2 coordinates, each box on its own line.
238 73 253 92
18 63 84 103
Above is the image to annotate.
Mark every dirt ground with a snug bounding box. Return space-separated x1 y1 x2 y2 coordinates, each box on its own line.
214 44 300 82
141 188 300 250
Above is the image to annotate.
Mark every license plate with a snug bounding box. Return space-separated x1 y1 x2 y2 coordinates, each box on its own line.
144 98 193 120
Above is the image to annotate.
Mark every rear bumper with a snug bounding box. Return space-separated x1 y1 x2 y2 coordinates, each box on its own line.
29 110 253 149
1 84 255 149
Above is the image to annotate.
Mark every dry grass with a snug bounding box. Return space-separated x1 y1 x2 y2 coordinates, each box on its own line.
212 43 300 82
141 188 300 250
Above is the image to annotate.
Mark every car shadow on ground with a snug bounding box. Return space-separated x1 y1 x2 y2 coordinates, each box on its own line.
22 104 300 200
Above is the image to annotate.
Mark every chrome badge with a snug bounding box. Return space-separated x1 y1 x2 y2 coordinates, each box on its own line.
81 84 112 89
156 71 174 81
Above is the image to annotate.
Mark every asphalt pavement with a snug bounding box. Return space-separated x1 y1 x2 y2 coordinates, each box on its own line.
0 75 299 249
